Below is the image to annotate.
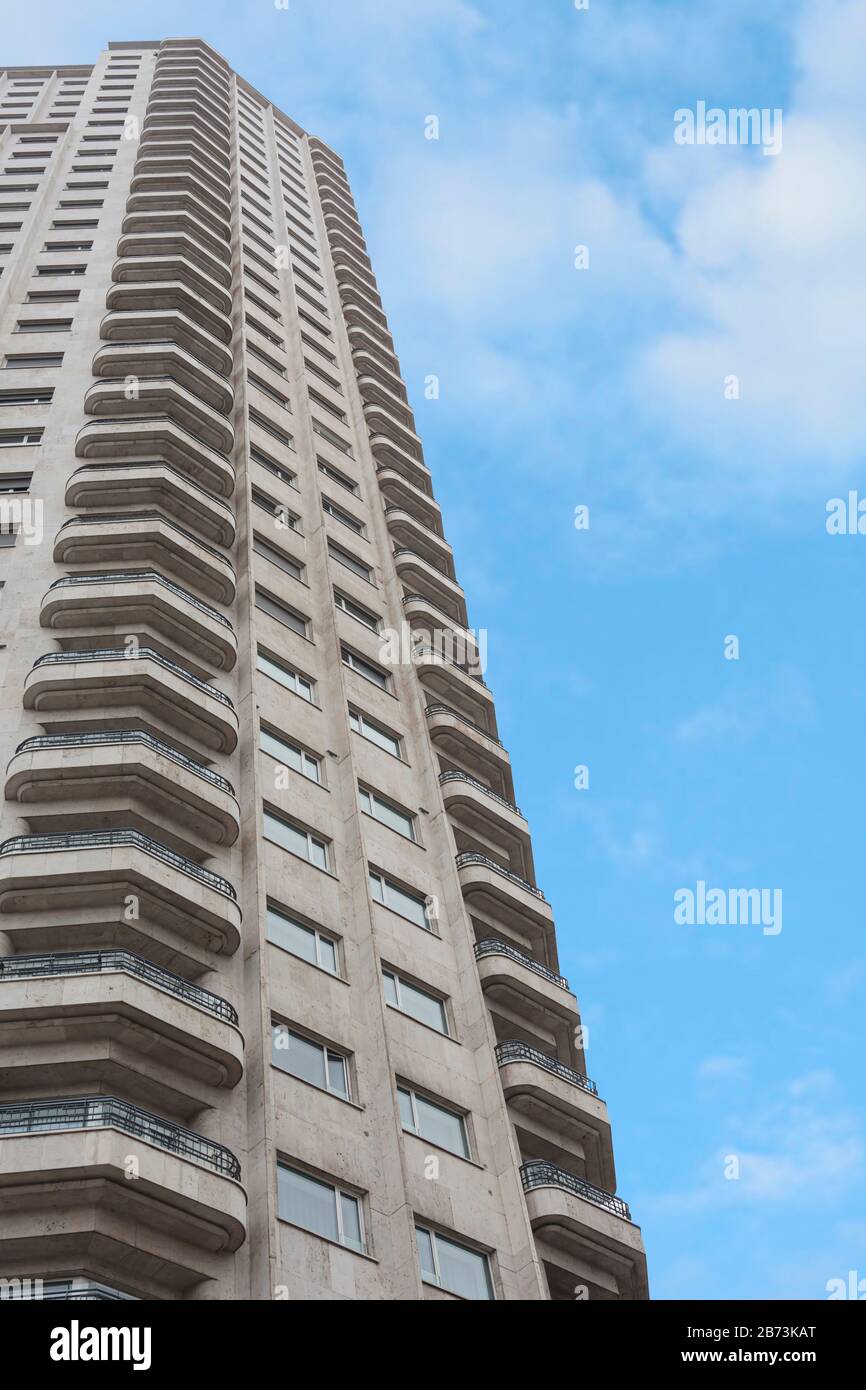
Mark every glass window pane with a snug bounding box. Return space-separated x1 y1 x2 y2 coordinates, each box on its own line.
401 979 447 1033
397 1087 415 1131
267 906 316 964
309 837 328 870
278 1165 339 1243
272 1025 327 1089
415 1096 468 1158
382 970 398 1005
326 1051 348 1098
340 1193 364 1252
416 1227 436 1283
264 811 308 858
437 1235 493 1301
317 936 337 973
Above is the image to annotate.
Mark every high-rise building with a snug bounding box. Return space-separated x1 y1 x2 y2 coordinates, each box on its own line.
0 37 648 1302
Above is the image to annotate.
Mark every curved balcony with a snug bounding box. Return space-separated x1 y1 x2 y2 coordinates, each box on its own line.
320 197 364 240
495 1042 612 1190
369 432 431 494
365 402 423 459
136 131 231 183
121 206 231 267
341 298 393 351
387 509 452 569
132 153 228 205
519 1160 647 1301
415 648 494 733
144 100 230 145
54 511 235 605
129 167 230 222
439 770 532 880
402 596 480 673
353 349 408 404
91 338 233 414
357 374 414 428
394 550 465 625
424 702 512 799
475 938 569 990
377 467 442 533
347 323 401 379
323 212 367 257
124 187 231 243
105 279 232 343
327 229 372 272
111 253 232 316
66 462 235 548
0 1098 246 1295
6 729 240 850
84 377 233 454
456 851 554 964
319 179 359 219
76 412 234 497
23 648 238 756
39 570 237 677
116 229 231 290
0 829 241 956
147 85 229 122
0 950 242 1116
336 267 383 319
333 255 378 301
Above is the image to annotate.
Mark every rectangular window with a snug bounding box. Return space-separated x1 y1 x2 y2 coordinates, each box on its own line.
251 445 296 485
309 388 344 422
323 497 365 536
415 1227 493 1300
260 725 320 783
272 1021 349 1099
0 388 53 406
359 786 416 841
312 417 351 455
317 459 357 493
15 319 72 332
328 540 371 582
341 645 388 690
0 428 43 446
256 647 313 702
34 264 86 276
253 535 304 581
248 372 290 410
334 590 379 632
277 1163 365 1254
264 808 328 870
0 472 32 494
25 290 79 303
255 586 308 637
266 902 338 974
3 354 63 369
383 970 448 1034
369 871 433 932
252 491 300 531
349 708 401 758
398 1086 469 1159
249 407 292 448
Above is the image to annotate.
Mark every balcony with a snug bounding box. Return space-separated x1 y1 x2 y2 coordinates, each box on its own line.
519 1160 648 1301
136 132 231 184
54 511 235 605
112 252 232 317
369 432 431 493
347 323 401 379
341 297 393 351
144 100 230 145
23 648 238 756
337 267 384 320
76 413 234 497
402 596 479 671
106 279 232 343
327 229 373 272
91 338 233 414
124 186 231 243
6 729 240 850
129 165 231 221
425 702 513 800
0 1097 246 1296
323 212 367 258
0 950 243 1117
0 829 241 955
148 84 230 121
357 374 414 429
84 377 233 453
456 851 555 965
377 467 442 532
353 349 408 404
439 770 532 880
116 228 232 289
39 570 237 678
495 1042 612 1192
388 510 452 570
65 462 236 548
121 204 231 267
414 647 494 733
332 250 378 295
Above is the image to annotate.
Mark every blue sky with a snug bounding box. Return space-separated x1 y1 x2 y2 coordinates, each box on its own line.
10 0 866 1299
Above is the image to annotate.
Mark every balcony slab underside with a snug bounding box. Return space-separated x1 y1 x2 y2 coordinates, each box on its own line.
525 1185 648 1301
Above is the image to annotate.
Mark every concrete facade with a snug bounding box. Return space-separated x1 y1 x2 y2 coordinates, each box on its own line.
0 37 648 1302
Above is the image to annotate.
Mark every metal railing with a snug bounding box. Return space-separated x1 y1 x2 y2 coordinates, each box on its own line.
12 730 235 796
520 1160 630 1222
495 1040 596 1095
474 939 569 990
439 770 521 817
424 702 505 748
0 948 238 1025
56 511 235 571
455 851 546 901
402 592 469 629
0 829 237 901
413 646 487 686
31 646 234 708
0 1096 241 1180
45 569 234 631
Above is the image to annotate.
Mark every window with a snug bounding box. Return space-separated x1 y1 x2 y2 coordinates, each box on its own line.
25 290 79 303
43 240 92 251
15 319 72 332
398 1086 469 1158
312 418 351 454
334 590 379 632
323 497 365 536
349 707 401 758
251 445 296 486
3 354 63 369
253 535 304 581
383 970 448 1034
0 429 43 446
266 902 338 974
256 647 313 702
35 264 86 276
255 587 308 637
249 407 292 448
328 540 371 582
252 491 300 531
277 1163 365 1254
248 372 290 410
260 725 320 783
369 871 433 931
341 645 388 690
309 389 344 423
264 808 328 870
359 786 416 841
0 388 53 406
318 459 357 494
271 1021 349 1098
415 1227 493 1300
0 472 32 494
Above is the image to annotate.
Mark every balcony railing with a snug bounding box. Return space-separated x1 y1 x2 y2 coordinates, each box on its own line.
32 646 234 707
424 702 505 748
1 1278 137 1301
439 769 521 817
0 829 237 901
0 948 238 1025
0 1096 241 1180
455 851 545 901
413 646 486 686
520 1159 630 1221
495 1040 596 1095
46 569 234 631
13 730 235 796
57 512 235 572
474 939 569 990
